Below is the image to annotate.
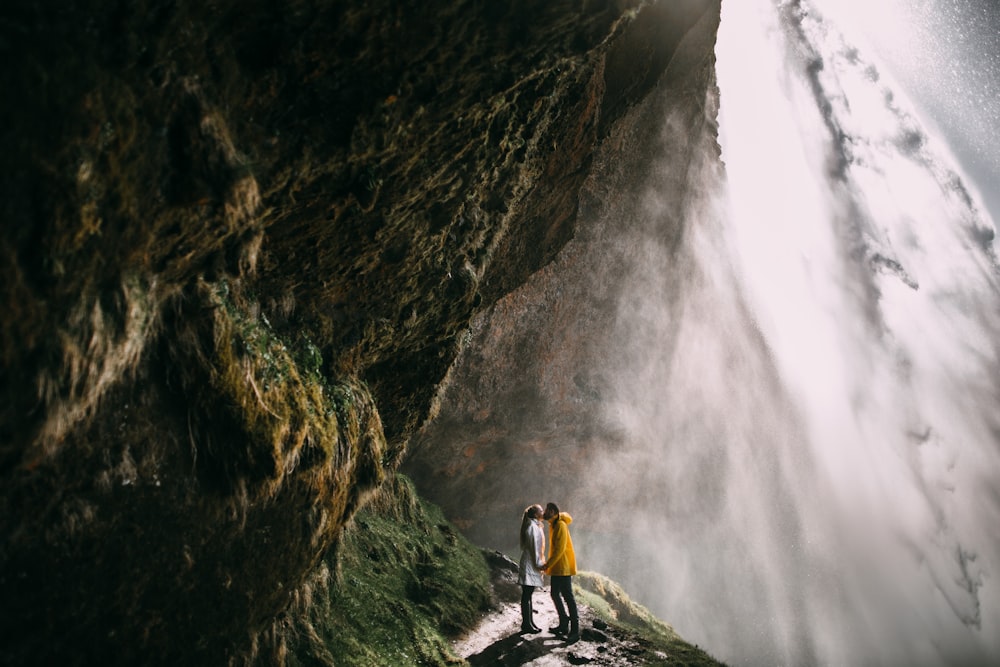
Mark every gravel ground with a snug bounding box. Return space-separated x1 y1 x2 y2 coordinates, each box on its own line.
451 553 673 666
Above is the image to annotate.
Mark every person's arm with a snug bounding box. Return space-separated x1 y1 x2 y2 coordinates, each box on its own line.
545 523 565 572
533 525 545 569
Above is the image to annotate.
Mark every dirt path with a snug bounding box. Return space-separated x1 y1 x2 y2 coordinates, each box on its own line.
451 554 672 666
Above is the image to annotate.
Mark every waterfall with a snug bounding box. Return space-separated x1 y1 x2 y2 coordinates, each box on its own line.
715 0 1000 663
583 0 1000 664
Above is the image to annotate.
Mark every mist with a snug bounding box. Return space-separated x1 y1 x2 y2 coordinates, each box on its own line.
576 0 1000 665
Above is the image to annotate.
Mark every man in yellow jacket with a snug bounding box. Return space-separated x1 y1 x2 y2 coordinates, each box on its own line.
542 502 579 643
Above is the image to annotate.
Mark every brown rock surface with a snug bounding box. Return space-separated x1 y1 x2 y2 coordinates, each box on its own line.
404 0 723 547
0 0 719 664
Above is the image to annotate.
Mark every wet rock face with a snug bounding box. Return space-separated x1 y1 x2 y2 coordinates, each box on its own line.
0 0 715 663
404 1 723 547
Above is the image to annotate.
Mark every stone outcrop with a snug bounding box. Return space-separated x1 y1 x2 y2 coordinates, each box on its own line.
0 0 718 664
404 1 724 545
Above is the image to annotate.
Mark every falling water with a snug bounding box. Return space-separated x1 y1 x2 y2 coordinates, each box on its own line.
715 0 1000 662
580 0 1000 665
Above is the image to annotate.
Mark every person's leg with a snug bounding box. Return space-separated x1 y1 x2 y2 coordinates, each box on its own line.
520 585 537 632
549 577 569 634
564 577 580 643
526 587 541 632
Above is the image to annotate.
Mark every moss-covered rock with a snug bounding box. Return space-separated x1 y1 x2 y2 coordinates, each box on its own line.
0 0 719 663
274 474 491 666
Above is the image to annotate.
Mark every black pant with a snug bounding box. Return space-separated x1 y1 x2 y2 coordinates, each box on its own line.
521 585 535 610
520 585 539 629
549 575 577 621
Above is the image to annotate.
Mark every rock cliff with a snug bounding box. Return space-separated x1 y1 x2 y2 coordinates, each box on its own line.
404 0 723 553
0 0 719 664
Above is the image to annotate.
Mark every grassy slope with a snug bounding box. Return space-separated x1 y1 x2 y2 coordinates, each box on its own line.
575 572 725 666
284 474 723 666
284 474 491 666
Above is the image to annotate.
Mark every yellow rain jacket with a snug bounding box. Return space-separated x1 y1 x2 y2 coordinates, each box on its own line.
544 512 577 576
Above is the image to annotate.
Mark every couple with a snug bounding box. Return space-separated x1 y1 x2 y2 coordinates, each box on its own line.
518 502 578 643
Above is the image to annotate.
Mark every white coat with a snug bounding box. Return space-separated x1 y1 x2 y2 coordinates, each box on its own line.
518 518 545 586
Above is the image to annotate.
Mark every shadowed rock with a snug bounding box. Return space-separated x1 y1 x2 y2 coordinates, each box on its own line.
0 0 718 663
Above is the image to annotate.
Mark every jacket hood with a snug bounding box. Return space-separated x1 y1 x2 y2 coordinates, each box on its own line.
557 512 572 525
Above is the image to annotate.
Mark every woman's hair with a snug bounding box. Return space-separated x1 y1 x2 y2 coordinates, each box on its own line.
545 502 560 518
519 504 543 551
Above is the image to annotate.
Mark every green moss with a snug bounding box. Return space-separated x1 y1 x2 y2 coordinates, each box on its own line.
285 474 491 666
198 279 387 485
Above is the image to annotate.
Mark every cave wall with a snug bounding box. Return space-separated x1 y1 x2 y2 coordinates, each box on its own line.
404 0 723 547
0 0 714 664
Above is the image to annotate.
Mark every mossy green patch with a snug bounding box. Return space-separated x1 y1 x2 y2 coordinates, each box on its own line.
176 278 388 500
283 474 492 666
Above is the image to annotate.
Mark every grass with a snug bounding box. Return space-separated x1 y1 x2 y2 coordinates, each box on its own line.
283 474 493 666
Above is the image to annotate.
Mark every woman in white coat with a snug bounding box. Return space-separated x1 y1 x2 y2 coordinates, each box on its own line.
517 504 546 634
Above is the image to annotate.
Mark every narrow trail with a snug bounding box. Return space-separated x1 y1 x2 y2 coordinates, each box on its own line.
452 592 664 666
452 554 673 666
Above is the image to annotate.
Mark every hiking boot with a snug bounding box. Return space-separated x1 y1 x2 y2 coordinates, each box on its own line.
527 599 541 633
549 620 568 636
565 618 580 644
